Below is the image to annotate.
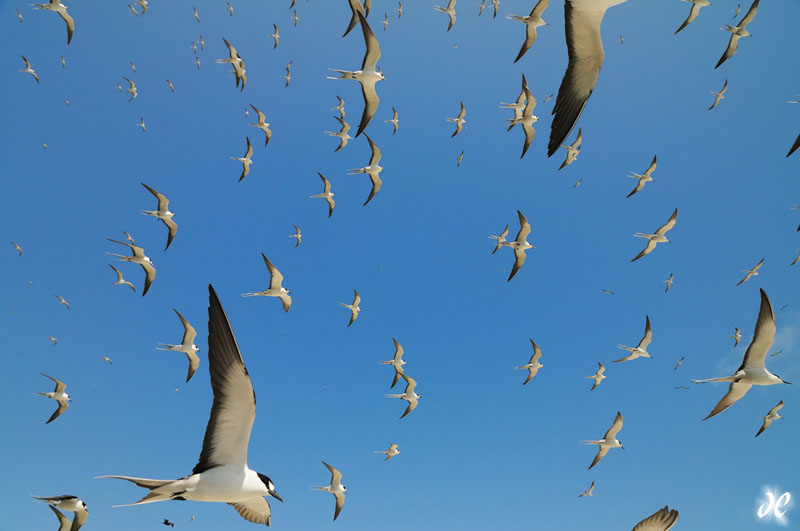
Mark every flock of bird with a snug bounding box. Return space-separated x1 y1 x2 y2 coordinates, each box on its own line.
7 0 797 529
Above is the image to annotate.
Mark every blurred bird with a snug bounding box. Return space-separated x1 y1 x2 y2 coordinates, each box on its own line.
578 481 594 497
269 24 279 48
122 76 138 101
55 295 70 310
166 79 175 92
664 273 674 293
674 356 684 370
136 116 146 133
631 506 678 531
49 336 58 345
708 80 728 110
434 0 457 31
10 241 22 255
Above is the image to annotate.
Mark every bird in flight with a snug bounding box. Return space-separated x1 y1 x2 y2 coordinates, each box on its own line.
19 55 39 83
630 208 678 262
11 241 23 255
736 257 764 286
309 173 335 218
674 0 710 35
586 362 606 391
664 273 674 293
709 80 728 110
626 154 657 198
558 128 582 170
755 401 784 437
109 264 136 292
314 462 346 521
434 0 457 31
140 183 178 250
343 0 371 38
379 338 407 388
715 0 759 69
339 289 362 327
614 315 653 362
248 104 272 147
55 295 70 310
288 225 302 248
31 0 75 44
241 253 292 312
582 411 623 470
385 106 399 135
33 496 88 530
231 137 254 182
729 327 742 347
514 339 544 385
447 101 466 137
578 481 594 497
631 506 678 531
98 286 284 525
325 115 353 152
500 210 534 282
348 133 383 206
122 76 138 102
507 0 549 63
106 239 156 296
36 373 71 423
386 373 420 419
374 443 400 461
156 309 200 383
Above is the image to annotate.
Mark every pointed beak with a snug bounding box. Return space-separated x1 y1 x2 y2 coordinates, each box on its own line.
620 445 625 450
783 380 792 385
271 489 283 503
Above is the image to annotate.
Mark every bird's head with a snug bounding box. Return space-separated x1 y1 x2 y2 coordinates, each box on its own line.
777 374 791 385
258 473 283 502
341 484 347 493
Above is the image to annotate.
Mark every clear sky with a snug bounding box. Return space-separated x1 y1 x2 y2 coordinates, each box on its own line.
1 1 798 529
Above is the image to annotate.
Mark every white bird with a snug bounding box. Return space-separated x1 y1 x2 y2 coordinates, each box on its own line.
578 481 594 497
48 336 58 345
514 339 543 385
166 79 175 93
382 12 388 30
140 183 177 250
709 80 728 110
332 96 346 118
106 239 156 296
55 295 70 310
674 0 710 35
755 400 783 437
122 76 138 102
558 128 582 170
694 289 790 420
328 11 384 137
674 356 684 370
715 0 759 69
60 55 65 68
109 264 136 292
586 362 606 391
231 137 254 182
631 506 678 531
36 373 71 424
582 411 623 470
313 462 346 521
508 78 538 159
291 10 298 26
447 101 466 137
218 38 247 91
507 0 549 63
501 78 527 128
241 253 292 313
385 106 399 135
195 56 201 69
664 273 674 293
397 1 403 17
379 338 406 388
156 309 200 383
33 496 88 530
456 150 464 167
31 0 75 44
343 0 371 38
11 241 23 255
130 61 137 73
501 210 534 282
732 4 741 18
626 154 657 198
614 315 653 362
348 133 383 206
573 179 582 188
736 257 764 286
730 327 742 347
248 104 272 146
339 289 361 327
309 173 335 218
287 225 302 248
489 225 509 255
19 55 39 83
386 373 420 419
374 443 400 461
122 231 135 245
630 208 678 262
269 24 279 49
547 0 630 157
434 0 457 31
103 356 113 364
199 34 205 49
325 115 353 152
17 7 23 21
98 286 284 526
136 116 146 133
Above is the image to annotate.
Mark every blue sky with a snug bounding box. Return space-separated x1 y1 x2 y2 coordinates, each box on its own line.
1 0 798 529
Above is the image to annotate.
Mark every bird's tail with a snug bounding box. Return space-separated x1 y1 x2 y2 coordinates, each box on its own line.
692 376 736 384
240 292 262 297
327 69 356 80
385 393 402 398
155 344 177 351
617 345 633 351
579 440 600 445
96 475 176 506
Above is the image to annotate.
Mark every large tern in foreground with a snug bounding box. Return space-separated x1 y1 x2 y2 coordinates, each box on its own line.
694 289 790 420
548 0 630 157
631 506 678 530
98 286 283 525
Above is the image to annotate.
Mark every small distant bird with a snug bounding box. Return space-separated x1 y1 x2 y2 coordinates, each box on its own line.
309 173 335 218
614 315 653 362
339 289 361 327
36 373 71 423
507 0 549 63
199 34 205 49
694 289 790 420
231 137 254 182
348 133 383 206
292 10 298 26
55 295 70 310
514 339 543 385
736 257 764 286
396 2 403 17
631 506 678 531
60 55 66 68
332 96 346 118
477 0 485 16
122 231 135 244
379 338 406 388
715 0 759 69
447 101 466 137
106 239 156 296
48 336 58 345
708 80 728 110
456 150 464 167
619 35 624 44
501 210 534 282
578 481 594 497
269 24 279 48
136 116 146 133
630 208 678 262
33 496 88 530
166 79 175 92
586 362 606 391
157 309 200 383
386 373 420 419
16 8 23 21
732 4 741 18
573 179 582 188
130 60 137 73
674 0 710 34
626 154 657 198
31 0 75 44
19 55 39 83
162 519 175 527
385 107 399 135
434 0 457 31
248 104 272 146
542 93 553 103
558 128 582 170
770 350 783 357
342 0 371 38
140 183 178 250
117 82 123 92
729 327 741 347
122 76 138 102
10 242 22 255
314 462 346 521
582 411 623 470
191 41 198 54
195 55 201 69
64 99 70 107
283 61 292 87
136 0 148 14
664 273 674 293
382 12 388 30
102 356 112 364
326 116 353 152
192 6 200 22
675 386 689 390
674 356 684 370
374 443 400 461
755 401 783 437
288 225 302 247
241 253 292 312
226 2 233 16
109 263 137 291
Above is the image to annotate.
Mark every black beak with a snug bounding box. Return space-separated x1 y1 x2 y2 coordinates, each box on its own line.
271 490 283 503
